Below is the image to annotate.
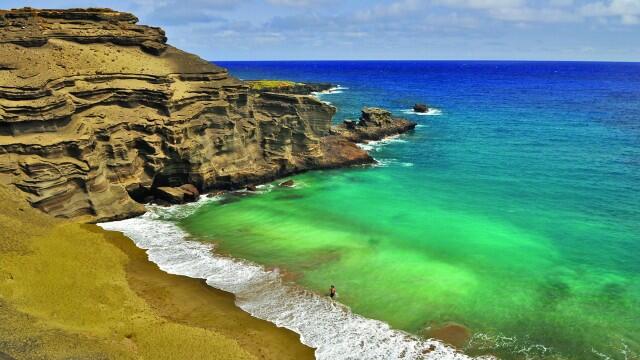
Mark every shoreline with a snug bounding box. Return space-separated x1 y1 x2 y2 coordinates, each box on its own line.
102 225 315 360
0 184 314 360
100 198 482 360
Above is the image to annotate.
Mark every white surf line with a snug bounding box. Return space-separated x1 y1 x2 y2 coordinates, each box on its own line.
311 85 347 104
100 204 494 360
401 108 443 116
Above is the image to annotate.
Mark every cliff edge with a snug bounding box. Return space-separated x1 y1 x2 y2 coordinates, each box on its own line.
0 8 413 222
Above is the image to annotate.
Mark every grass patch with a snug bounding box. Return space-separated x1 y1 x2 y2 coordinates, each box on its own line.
248 80 298 90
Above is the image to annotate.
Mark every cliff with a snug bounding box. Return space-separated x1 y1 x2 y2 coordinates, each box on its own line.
0 8 413 222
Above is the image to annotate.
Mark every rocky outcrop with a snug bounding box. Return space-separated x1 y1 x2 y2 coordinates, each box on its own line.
0 8 376 222
413 103 429 113
0 8 167 53
332 108 417 143
248 80 334 95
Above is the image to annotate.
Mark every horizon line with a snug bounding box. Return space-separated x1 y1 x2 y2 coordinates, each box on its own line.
210 59 640 64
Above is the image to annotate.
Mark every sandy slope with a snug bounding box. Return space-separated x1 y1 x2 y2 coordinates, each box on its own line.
0 183 314 359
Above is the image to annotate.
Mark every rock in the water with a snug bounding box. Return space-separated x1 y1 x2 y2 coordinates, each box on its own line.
246 184 258 192
358 107 394 127
332 108 417 143
0 8 374 222
279 180 295 187
413 103 429 113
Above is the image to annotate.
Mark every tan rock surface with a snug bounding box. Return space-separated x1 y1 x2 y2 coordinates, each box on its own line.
0 8 373 222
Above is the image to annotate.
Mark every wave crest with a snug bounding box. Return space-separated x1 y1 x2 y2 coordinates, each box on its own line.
100 206 488 360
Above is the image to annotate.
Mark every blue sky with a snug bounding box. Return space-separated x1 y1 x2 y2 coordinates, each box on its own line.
4 0 640 61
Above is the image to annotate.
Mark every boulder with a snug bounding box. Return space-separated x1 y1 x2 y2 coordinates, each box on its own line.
343 120 357 130
246 184 258 192
279 180 295 187
413 103 429 113
155 187 187 204
179 184 200 201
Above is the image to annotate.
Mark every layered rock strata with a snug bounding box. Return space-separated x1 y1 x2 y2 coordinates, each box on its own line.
0 8 411 221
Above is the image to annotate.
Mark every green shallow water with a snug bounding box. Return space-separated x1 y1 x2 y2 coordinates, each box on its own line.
180 61 640 360
181 166 639 360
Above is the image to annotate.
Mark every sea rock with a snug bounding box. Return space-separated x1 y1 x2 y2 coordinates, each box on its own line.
279 179 295 187
155 187 187 204
358 107 394 127
413 103 429 113
246 184 258 192
332 108 417 143
0 8 375 222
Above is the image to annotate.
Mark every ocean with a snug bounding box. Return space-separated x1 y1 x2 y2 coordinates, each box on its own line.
102 61 640 360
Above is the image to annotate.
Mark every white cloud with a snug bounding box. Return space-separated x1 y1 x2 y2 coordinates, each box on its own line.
266 0 334 6
488 6 580 22
355 0 424 21
548 0 574 7
433 0 525 10
580 0 640 25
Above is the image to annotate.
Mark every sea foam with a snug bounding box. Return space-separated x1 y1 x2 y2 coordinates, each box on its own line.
100 202 491 360
356 134 408 153
401 108 443 116
311 85 348 100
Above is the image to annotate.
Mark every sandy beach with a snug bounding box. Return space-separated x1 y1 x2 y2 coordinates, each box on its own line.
0 184 314 360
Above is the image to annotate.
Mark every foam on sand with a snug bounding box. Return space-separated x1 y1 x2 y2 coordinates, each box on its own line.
100 204 492 360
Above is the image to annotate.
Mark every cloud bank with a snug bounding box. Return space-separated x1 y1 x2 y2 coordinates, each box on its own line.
3 0 639 60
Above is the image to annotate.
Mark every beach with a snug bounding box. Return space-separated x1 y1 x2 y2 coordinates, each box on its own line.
0 184 314 360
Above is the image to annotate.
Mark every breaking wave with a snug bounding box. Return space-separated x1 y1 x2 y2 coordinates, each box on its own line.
401 108 443 116
356 134 408 152
312 85 348 98
99 203 489 360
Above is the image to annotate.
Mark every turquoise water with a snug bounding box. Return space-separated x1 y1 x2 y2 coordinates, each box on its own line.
180 61 640 360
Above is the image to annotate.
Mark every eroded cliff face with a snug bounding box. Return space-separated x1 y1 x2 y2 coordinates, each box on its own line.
0 8 370 222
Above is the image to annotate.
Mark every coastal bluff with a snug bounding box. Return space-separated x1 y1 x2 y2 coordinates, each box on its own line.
0 8 414 222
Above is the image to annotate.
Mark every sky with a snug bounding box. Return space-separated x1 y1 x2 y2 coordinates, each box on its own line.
3 0 640 61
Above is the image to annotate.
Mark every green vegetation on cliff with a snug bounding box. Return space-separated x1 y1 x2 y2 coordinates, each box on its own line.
248 80 298 90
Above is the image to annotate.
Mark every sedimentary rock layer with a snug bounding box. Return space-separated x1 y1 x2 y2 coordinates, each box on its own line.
0 8 370 221
0 8 413 222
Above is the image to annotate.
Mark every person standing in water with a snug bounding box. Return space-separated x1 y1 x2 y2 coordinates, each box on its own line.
329 285 336 299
